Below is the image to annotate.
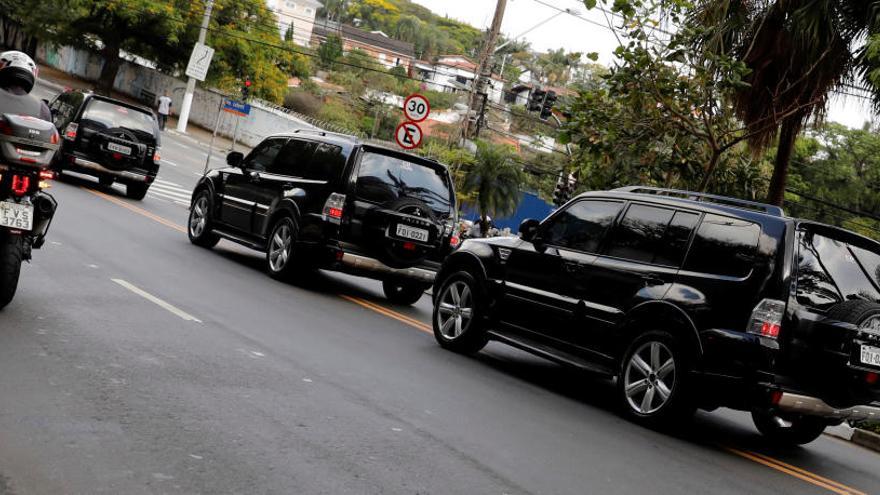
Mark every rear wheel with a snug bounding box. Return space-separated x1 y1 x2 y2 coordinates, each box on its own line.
382 279 429 305
126 183 149 200
618 331 696 427
266 217 302 281
752 411 827 446
188 191 220 248
432 271 488 354
0 234 24 310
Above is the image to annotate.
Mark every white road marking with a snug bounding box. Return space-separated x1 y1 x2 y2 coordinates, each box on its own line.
250 351 265 358
111 279 202 323
302 378 313 383
150 189 191 203
150 185 192 200
155 178 183 187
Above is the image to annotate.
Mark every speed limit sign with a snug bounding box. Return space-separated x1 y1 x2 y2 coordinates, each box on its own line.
395 121 423 149
403 94 430 122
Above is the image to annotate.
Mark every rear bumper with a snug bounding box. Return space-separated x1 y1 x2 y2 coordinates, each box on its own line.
61 154 156 183
777 392 880 421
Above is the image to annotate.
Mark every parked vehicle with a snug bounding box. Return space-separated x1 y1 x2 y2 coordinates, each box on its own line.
48 91 161 200
431 186 880 445
0 114 59 309
187 130 459 305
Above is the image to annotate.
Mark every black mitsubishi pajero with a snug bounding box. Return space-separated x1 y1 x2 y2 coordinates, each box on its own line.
188 130 458 305
431 186 880 445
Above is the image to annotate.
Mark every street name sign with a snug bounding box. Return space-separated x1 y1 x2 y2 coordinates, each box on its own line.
222 99 251 117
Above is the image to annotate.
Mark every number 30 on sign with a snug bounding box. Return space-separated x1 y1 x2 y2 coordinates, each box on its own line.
395 122 423 149
403 94 430 122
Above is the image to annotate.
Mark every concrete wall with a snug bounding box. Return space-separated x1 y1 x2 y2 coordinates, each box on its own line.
34 43 318 147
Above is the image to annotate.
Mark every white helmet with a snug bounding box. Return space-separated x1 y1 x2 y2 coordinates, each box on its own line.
0 51 38 93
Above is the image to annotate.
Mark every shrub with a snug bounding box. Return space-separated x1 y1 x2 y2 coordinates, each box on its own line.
318 98 360 132
283 90 323 116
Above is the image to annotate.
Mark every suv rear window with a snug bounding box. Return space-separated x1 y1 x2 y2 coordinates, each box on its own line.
683 214 760 277
795 230 880 310
81 99 157 137
356 151 453 217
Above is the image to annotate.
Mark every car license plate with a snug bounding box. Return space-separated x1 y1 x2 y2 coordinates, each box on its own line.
860 344 880 368
0 201 33 231
396 224 428 242
107 142 131 155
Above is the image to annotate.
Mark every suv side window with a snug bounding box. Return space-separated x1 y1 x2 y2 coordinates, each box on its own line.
50 91 82 129
308 143 346 180
244 138 286 172
270 139 318 177
604 203 676 264
543 200 623 253
655 211 700 267
683 214 760 277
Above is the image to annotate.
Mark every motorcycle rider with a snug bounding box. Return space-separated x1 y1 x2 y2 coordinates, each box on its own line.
0 50 51 121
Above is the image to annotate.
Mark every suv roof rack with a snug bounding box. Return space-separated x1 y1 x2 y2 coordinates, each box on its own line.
291 128 359 140
614 186 785 217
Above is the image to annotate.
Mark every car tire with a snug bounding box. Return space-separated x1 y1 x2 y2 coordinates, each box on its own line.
825 300 880 328
617 330 696 427
99 176 114 187
126 183 149 200
0 233 23 310
188 190 220 248
751 411 827 446
432 271 488 354
383 279 428 305
266 216 302 281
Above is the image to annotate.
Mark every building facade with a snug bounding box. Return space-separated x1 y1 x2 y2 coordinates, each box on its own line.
413 56 505 104
267 0 321 47
312 22 416 71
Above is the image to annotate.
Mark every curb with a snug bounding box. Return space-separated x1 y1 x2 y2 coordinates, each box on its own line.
852 428 880 452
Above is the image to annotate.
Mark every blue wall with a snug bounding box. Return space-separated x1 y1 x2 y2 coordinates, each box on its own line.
461 191 555 231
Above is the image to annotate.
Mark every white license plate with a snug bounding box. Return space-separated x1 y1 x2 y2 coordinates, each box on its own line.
396 224 428 242
860 344 880 368
107 142 131 155
0 201 33 231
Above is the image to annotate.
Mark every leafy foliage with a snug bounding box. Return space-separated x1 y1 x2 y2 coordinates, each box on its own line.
461 141 525 235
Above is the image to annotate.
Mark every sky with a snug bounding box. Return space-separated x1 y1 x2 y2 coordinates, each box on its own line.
411 0 874 129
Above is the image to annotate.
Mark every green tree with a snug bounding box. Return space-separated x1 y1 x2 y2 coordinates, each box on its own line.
284 23 294 42
462 141 524 236
317 34 344 68
692 0 880 206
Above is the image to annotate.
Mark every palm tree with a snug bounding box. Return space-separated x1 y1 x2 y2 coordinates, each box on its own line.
462 141 524 236
395 15 422 43
693 1 880 206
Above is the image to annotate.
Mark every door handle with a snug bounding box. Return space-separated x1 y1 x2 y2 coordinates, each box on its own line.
248 171 261 182
562 261 580 274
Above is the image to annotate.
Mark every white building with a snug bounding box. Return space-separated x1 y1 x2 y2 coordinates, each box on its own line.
267 0 321 47
413 56 505 104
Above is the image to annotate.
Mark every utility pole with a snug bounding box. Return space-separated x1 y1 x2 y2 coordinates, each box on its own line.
176 0 214 133
461 0 507 141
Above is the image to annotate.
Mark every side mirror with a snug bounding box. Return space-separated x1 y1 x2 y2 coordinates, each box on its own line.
518 218 541 242
226 151 244 168
41 98 50 106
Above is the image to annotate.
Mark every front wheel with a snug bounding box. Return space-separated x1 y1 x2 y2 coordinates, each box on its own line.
617 331 695 427
126 183 149 200
0 234 24 310
751 411 827 446
432 271 488 354
382 279 428 305
188 191 220 248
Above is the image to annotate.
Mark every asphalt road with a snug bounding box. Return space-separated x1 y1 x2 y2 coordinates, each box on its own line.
0 84 876 495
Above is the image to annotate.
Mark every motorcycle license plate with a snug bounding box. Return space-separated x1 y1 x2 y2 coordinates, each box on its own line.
860 344 880 368
107 142 132 155
396 224 428 242
0 201 33 231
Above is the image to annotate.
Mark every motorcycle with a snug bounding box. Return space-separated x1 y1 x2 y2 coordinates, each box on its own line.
0 113 59 309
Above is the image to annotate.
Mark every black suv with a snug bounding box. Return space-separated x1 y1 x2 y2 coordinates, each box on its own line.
188 130 458 304
431 186 880 445
48 91 161 200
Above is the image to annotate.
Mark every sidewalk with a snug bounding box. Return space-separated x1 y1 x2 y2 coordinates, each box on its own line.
37 64 249 154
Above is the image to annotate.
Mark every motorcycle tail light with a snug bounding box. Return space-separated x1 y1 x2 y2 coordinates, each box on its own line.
64 123 78 141
11 175 30 196
322 193 346 224
450 233 460 248
748 299 785 339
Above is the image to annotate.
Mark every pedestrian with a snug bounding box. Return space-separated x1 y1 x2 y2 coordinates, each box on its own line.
156 91 172 130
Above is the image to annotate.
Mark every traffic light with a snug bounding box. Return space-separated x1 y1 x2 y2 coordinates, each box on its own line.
528 89 546 112
241 78 251 100
552 171 576 206
540 90 557 120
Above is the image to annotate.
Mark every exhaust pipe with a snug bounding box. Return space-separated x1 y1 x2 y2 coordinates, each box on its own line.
340 253 435 283
30 192 57 249
777 392 880 422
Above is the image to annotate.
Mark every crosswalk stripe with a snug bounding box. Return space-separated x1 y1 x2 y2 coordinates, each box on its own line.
150 185 192 200
150 190 191 204
154 178 183 187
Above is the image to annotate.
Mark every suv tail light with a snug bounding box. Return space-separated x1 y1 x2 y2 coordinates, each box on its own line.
64 122 78 141
323 193 346 224
748 299 785 339
152 148 161 163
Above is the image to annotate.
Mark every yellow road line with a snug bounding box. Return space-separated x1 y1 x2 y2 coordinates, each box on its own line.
339 294 433 334
83 186 187 234
725 447 866 495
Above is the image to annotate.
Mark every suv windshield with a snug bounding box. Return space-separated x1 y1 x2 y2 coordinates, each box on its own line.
795 228 880 310
81 99 157 138
356 151 453 217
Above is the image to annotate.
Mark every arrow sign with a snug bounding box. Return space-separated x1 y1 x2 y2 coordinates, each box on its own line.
185 43 214 82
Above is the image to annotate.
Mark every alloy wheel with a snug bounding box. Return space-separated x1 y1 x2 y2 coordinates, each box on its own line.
269 223 292 272
436 280 473 339
624 341 676 415
189 196 209 238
